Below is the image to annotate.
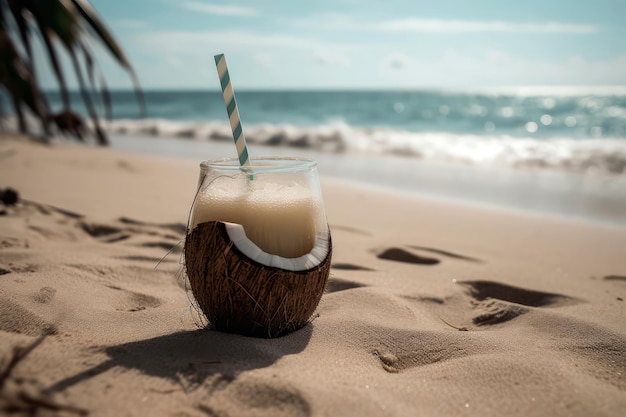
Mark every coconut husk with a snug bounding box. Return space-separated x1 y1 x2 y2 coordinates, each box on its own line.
184 221 332 338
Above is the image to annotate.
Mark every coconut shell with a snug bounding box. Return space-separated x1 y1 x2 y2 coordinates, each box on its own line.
184 221 332 338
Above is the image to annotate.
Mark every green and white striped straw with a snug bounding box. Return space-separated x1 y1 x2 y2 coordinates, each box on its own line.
214 53 250 167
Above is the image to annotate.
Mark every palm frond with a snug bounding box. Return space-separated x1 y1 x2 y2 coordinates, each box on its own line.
77 36 112 120
7 0 33 66
71 0 129 67
71 0 145 116
68 45 106 144
0 8 48 136
0 0 143 144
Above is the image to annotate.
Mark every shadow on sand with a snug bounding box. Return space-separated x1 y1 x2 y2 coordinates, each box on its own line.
44 325 313 394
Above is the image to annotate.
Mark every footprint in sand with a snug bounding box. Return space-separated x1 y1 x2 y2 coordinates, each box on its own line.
325 278 367 293
105 285 162 312
470 299 529 326
131 240 183 266
79 222 132 243
33 287 56 304
459 280 581 326
24 201 83 219
117 217 187 235
603 274 626 282
325 261 384 294
224 380 311 417
371 328 491 373
0 297 57 336
80 218 185 245
461 280 580 307
602 275 625 301
8 264 37 273
408 245 483 263
331 263 375 271
116 160 137 173
122 255 176 263
376 247 440 265
0 237 27 249
375 245 482 266
138 240 183 253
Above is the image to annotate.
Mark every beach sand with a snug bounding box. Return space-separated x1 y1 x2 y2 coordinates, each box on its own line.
1 135 625 416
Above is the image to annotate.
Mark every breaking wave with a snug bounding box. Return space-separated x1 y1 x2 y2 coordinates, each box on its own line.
105 118 626 176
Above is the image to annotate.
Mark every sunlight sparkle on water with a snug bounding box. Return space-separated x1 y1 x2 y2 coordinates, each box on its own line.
525 121 538 133
500 106 514 118
469 104 488 117
590 126 603 137
564 116 577 127
607 106 625 118
541 97 556 109
540 114 553 126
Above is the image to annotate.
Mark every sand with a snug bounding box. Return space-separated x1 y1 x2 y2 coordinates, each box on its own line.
1 134 625 416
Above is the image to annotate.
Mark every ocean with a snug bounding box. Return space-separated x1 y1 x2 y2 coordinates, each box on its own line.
39 87 626 175
3 87 626 225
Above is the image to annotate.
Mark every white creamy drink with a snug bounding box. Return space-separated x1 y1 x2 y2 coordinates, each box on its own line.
191 177 319 258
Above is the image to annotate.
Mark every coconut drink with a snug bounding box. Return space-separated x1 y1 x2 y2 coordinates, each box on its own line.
185 158 332 338
184 54 332 338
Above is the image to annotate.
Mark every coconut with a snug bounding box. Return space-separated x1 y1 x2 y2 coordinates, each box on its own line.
184 221 332 338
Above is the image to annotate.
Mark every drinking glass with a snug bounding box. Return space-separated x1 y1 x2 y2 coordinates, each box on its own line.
185 157 332 338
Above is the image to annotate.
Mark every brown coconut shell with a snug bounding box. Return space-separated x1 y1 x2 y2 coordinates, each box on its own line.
184 221 332 338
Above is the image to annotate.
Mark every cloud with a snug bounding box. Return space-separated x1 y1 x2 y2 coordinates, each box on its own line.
132 30 353 55
384 53 410 69
291 14 597 35
374 49 626 87
374 18 597 34
112 21 623 89
254 53 273 68
313 50 350 66
480 51 626 85
125 29 361 88
182 1 257 17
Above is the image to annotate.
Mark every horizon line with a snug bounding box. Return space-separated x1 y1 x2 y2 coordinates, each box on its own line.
39 85 626 95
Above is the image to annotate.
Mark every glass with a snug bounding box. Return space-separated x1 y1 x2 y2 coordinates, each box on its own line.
185 157 332 338
191 157 328 258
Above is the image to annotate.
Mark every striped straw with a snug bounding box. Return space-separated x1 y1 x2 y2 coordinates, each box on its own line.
214 54 250 167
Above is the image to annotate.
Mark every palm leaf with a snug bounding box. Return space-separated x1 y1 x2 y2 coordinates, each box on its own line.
68 45 107 144
71 0 129 68
71 0 145 116
99 70 111 121
0 8 48 135
9 0 79 110
39 27 72 110
0 52 48 134
7 0 33 67
1 0 143 144
77 36 112 120
31 0 78 48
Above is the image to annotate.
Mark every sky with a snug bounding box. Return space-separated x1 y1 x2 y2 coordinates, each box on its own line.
42 0 626 90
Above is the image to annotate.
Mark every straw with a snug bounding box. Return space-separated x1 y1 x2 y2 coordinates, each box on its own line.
214 54 251 168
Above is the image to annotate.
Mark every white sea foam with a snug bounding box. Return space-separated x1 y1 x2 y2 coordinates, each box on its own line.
3 115 625 176
101 118 626 175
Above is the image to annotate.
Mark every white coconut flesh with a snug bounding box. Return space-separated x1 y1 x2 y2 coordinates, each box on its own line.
222 222 330 272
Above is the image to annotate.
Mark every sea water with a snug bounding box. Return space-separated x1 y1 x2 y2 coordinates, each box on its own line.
36 87 626 175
